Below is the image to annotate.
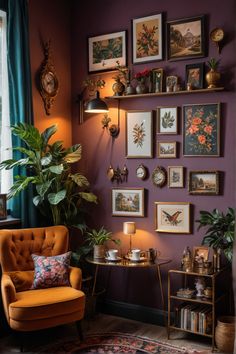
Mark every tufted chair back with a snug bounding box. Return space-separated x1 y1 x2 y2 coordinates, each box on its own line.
0 225 69 272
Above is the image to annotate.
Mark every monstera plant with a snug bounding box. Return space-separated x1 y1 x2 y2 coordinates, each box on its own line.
0 123 97 226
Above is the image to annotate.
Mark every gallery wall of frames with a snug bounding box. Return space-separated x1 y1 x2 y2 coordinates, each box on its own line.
71 0 235 276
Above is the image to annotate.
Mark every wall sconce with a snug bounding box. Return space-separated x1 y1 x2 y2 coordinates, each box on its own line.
77 90 109 124
123 221 136 253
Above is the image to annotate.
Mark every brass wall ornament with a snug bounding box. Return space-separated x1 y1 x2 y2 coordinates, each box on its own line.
39 40 59 115
107 164 128 183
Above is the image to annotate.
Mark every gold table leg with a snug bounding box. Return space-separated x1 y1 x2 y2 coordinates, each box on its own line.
92 264 99 297
156 264 167 331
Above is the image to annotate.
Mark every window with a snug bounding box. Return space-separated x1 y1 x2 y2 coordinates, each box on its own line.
0 10 12 194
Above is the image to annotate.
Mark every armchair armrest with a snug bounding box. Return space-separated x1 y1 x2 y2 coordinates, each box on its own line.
69 266 82 290
1 273 17 323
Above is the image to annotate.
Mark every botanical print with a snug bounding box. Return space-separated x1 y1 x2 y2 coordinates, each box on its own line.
158 142 176 158
157 107 177 134
112 189 144 217
133 122 145 147
166 76 178 89
183 103 220 156
88 31 126 72
189 171 219 195
155 202 190 233
167 16 205 60
133 14 163 63
126 111 153 158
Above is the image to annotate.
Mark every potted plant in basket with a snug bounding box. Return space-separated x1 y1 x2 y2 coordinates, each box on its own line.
196 207 235 263
86 226 120 259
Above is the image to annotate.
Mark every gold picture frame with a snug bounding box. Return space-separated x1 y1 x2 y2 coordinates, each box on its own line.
152 68 164 92
188 170 220 195
193 246 209 262
168 166 184 188
157 106 178 134
155 202 191 233
126 110 153 158
157 141 177 158
112 188 145 217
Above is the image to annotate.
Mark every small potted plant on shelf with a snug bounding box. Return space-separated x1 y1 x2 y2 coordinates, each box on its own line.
86 226 120 259
205 57 221 88
134 69 151 94
196 207 235 263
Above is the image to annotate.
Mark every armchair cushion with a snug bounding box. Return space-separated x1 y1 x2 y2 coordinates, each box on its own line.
31 251 71 289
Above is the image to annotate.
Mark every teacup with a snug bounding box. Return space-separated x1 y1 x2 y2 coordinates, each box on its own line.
130 249 141 261
106 249 118 260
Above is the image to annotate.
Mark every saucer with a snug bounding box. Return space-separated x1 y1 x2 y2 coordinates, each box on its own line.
105 256 122 262
129 256 147 262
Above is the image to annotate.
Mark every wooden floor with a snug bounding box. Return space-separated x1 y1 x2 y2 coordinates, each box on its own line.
0 313 219 353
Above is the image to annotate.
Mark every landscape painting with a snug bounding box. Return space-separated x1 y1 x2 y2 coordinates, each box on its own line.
188 171 219 195
157 141 176 158
167 16 205 61
112 188 144 217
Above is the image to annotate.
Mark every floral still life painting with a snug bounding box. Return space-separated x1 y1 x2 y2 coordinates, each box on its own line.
112 188 144 217
126 111 153 158
183 103 220 156
132 13 163 63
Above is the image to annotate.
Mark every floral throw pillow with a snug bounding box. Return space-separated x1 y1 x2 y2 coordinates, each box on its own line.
31 252 71 289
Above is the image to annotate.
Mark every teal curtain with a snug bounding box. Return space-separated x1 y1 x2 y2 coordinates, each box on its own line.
2 0 38 227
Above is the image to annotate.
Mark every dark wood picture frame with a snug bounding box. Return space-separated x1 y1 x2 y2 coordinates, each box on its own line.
185 63 204 89
166 15 205 61
188 170 219 195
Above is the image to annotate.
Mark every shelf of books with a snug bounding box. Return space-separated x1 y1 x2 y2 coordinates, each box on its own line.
167 267 230 351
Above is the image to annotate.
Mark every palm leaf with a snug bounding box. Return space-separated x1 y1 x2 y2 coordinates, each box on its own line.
11 123 42 150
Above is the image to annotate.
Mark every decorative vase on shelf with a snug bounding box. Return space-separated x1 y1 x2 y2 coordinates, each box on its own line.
112 77 125 96
125 82 136 95
206 68 221 88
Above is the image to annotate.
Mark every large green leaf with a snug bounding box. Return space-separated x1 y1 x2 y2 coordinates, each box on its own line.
41 125 57 150
41 154 52 166
0 158 31 170
48 190 66 205
79 192 97 203
11 123 42 150
12 147 35 159
33 195 44 206
36 181 52 197
49 164 64 174
64 145 82 163
70 173 89 187
8 176 36 199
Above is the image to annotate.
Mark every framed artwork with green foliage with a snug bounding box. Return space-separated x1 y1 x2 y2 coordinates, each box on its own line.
88 31 127 73
156 106 178 134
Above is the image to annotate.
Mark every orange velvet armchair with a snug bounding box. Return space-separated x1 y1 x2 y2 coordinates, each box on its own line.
0 225 85 337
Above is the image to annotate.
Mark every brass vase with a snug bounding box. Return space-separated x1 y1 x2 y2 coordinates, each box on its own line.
112 78 125 96
205 69 221 88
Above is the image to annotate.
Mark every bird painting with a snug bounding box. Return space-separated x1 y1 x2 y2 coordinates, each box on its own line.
162 210 182 226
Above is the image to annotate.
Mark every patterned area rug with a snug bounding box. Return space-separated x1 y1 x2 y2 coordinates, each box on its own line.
38 332 199 353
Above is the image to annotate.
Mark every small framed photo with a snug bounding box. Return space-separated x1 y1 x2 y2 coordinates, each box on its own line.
157 141 177 158
193 246 209 262
88 31 127 73
155 202 191 233
185 63 204 89
157 106 178 134
152 68 164 92
188 170 219 195
166 75 178 89
168 166 184 188
0 194 7 220
166 15 205 61
183 103 220 157
112 188 144 217
126 110 153 158
132 13 163 64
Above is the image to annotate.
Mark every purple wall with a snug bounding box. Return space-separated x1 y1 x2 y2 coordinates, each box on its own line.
71 0 236 309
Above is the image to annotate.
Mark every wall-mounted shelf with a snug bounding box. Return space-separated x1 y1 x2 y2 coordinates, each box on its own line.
105 87 224 100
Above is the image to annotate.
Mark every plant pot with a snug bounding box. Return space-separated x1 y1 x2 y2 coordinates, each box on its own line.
205 69 221 88
93 245 105 259
215 316 236 353
136 82 148 94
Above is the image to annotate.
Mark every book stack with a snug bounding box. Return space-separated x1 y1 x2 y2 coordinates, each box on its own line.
174 303 212 334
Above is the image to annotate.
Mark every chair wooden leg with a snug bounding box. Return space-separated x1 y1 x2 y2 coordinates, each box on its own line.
76 320 83 341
